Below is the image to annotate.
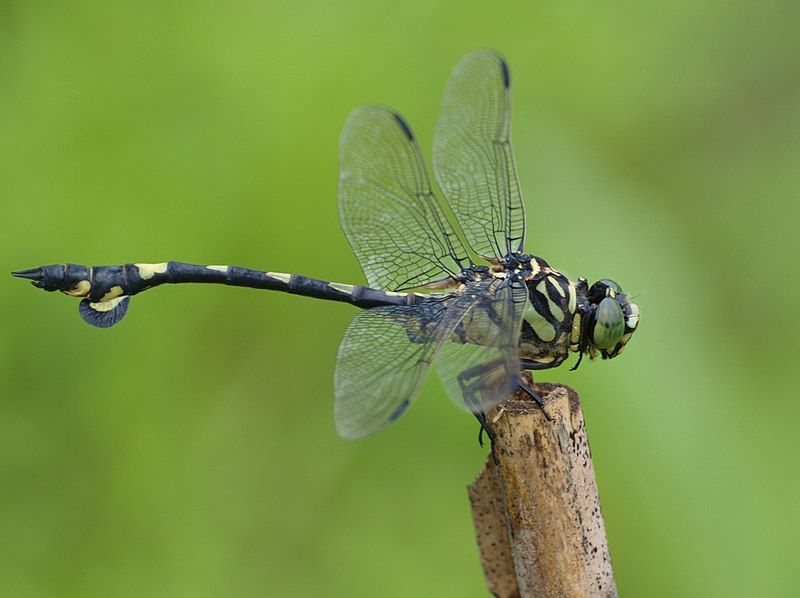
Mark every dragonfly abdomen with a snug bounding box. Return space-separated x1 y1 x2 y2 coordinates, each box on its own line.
12 261 421 328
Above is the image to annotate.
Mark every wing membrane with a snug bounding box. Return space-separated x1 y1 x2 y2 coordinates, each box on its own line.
334 298 466 439
435 278 528 413
433 50 526 261
339 105 469 291
334 278 527 440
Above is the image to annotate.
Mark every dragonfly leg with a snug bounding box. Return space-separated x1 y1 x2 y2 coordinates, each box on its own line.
518 358 561 421
519 357 566 371
457 359 508 455
473 409 499 465
516 376 553 422
473 410 496 447
458 363 504 446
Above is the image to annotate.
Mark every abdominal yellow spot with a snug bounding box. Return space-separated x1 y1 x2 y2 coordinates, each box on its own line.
534 356 556 364
267 272 291 283
136 262 168 280
420 278 460 290
329 282 355 295
89 296 126 313
99 286 124 302
64 280 91 297
206 265 229 273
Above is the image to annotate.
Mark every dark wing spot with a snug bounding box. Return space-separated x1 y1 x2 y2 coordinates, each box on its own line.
388 398 411 422
500 59 510 88
392 113 414 140
78 297 130 328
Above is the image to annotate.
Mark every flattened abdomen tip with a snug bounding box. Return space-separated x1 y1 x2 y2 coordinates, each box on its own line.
79 296 130 328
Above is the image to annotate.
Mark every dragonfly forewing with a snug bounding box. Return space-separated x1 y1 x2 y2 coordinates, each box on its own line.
433 49 526 262
338 105 469 291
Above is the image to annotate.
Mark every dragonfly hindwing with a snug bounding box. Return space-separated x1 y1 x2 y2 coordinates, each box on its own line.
334 300 454 440
78 297 130 328
333 278 527 440
435 279 528 414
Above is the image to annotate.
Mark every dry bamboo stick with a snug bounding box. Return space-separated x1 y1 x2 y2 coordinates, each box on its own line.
468 381 617 598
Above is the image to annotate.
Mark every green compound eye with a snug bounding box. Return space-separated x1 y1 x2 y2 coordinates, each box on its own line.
589 279 623 302
601 279 622 295
593 297 625 349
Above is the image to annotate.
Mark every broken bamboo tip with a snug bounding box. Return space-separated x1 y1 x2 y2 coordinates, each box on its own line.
468 382 617 598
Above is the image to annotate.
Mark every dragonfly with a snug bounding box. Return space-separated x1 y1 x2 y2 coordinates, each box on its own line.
12 50 639 442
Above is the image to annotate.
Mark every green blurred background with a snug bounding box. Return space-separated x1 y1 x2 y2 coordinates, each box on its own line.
2 1 798 596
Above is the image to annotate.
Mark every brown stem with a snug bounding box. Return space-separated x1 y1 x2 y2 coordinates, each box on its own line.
468 382 617 598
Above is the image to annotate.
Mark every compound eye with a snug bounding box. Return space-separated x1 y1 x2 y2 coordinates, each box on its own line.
593 297 625 349
588 279 623 302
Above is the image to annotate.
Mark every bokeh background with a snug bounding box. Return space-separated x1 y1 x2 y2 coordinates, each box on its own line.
2 1 799 596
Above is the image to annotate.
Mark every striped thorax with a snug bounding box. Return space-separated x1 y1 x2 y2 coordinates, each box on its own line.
516 256 639 368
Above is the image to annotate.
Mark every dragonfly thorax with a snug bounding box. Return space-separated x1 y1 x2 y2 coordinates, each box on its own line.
515 266 639 370
517 268 577 367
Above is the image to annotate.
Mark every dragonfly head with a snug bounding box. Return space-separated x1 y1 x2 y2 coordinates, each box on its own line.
585 278 639 359
12 264 92 297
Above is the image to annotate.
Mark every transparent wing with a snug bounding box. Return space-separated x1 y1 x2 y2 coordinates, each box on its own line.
433 50 526 261
339 105 469 291
435 278 528 414
334 278 527 440
334 298 472 440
